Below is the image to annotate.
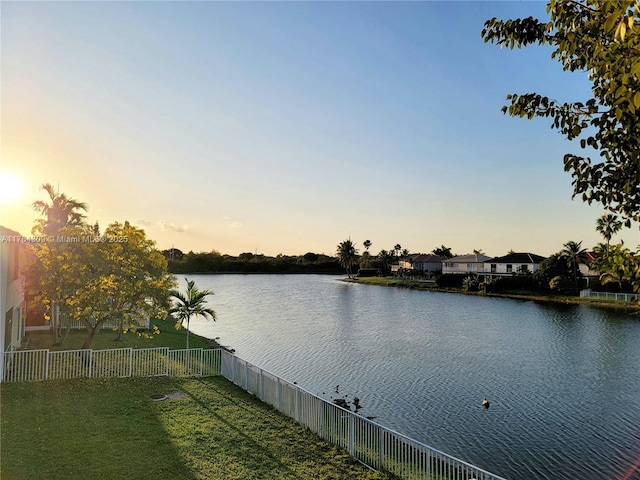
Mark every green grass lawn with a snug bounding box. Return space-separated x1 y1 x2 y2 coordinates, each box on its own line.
1 375 390 480
24 317 212 351
9 321 392 479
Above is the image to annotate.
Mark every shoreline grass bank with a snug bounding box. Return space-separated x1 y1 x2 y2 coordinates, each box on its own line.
344 277 640 312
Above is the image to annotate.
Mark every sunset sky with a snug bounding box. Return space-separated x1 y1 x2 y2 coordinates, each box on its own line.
1 1 638 257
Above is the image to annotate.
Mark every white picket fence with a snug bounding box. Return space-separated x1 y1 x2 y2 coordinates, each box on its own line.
2 347 507 480
1 347 220 382
219 350 507 480
579 290 638 302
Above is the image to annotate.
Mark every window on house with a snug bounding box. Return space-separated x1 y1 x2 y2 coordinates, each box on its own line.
507 264 513 273
491 264 496 273
467 263 473 270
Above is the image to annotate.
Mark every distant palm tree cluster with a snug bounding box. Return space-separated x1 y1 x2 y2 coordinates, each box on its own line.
336 212 639 295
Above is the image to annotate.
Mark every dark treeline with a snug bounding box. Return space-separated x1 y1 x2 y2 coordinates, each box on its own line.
163 249 343 274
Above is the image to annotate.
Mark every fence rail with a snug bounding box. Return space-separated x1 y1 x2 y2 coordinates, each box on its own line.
2 347 506 479
579 290 638 302
219 350 507 480
1 347 221 382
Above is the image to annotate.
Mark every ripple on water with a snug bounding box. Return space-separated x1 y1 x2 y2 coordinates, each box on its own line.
189 275 640 480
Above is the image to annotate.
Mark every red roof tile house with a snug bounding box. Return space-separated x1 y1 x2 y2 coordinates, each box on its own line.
578 251 604 286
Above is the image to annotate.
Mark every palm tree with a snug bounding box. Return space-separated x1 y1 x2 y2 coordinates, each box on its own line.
169 278 216 351
32 183 88 234
336 238 358 278
432 245 453 259
30 184 88 345
393 244 402 258
363 240 372 252
595 214 623 255
377 249 393 276
561 240 587 286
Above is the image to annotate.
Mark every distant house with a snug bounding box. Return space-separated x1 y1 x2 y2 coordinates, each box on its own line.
442 254 493 275
579 251 604 286
394 254 444 277
484 252 546 279
1 226 27 381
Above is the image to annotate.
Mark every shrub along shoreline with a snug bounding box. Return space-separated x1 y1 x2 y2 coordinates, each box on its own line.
344 277 640 312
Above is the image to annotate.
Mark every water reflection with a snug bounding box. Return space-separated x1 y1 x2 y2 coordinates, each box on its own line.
189 274 640 480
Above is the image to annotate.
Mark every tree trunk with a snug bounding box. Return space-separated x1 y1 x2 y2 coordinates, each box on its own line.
186 316 190 351
81 319 104 349
115 321 123 342
51 302 61 345
60 314 72 345
185 316 191 375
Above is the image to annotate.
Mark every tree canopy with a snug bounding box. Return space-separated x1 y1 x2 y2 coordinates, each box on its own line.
482 0 640 225
432 245 454 259
25 186 175 348
593 242 640 292
32 183 88 234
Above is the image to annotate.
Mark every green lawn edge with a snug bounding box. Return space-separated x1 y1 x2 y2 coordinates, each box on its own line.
23 316 220 351
1 376 390 480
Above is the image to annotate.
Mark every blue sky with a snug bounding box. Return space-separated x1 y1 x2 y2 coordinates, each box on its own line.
1 1 638 257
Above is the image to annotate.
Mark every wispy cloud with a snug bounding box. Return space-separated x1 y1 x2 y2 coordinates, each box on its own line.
222 215 242 228
157 221 188 233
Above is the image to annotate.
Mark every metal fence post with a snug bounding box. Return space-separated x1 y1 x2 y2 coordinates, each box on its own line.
379 428 385 469
244 360 249 391
349 413 355 456
232 354 237 384
259 368 264 401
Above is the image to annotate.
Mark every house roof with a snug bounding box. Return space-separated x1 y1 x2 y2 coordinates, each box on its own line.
444 254 492 263
580 251 603 264
411 254 444 263
488 252 546 264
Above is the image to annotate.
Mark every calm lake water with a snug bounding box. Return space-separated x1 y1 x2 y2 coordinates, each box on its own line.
186 274 640 480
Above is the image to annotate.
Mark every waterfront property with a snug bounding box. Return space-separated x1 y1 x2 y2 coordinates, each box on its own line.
403 251 547 280
394 254 444 277
1 346 506 480
441 253 492 275
483 252 546 278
